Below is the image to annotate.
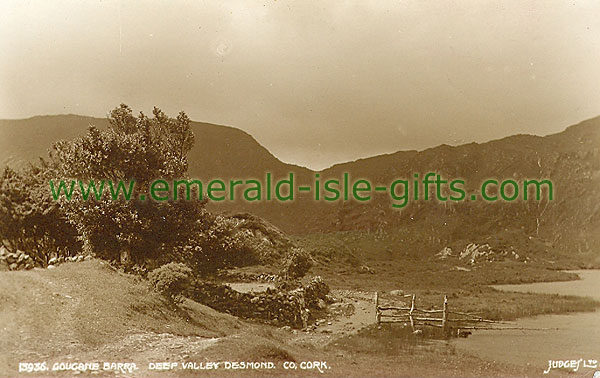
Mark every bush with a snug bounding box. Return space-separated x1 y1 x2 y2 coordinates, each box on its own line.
280 247 313 279
148 262 193 300
0 165 80 266
304 276 330 308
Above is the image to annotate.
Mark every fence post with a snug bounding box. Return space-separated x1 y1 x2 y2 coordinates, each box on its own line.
442 295 449 336
409 294 415 331
375 292 381 324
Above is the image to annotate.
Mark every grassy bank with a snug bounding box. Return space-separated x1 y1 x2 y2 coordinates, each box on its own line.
1 255 590 378
0 260 542 378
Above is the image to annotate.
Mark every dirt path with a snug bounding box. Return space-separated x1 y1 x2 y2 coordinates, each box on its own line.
290 290 377 346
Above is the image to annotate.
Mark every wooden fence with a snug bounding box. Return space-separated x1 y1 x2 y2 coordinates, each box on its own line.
374 292 557 335
375 292 498 336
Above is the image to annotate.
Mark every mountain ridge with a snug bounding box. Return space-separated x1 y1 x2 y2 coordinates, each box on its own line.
4 113 599 172
1 114 598 259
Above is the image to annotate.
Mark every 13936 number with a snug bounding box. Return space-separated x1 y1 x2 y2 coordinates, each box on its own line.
19 362 48 373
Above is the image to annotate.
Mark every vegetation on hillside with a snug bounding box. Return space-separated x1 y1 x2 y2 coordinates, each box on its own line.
0 105 302 274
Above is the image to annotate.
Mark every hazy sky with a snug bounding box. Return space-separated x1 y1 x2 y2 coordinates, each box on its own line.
1 0 599 169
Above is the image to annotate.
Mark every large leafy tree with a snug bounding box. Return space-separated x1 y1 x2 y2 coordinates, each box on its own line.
51 104 205 265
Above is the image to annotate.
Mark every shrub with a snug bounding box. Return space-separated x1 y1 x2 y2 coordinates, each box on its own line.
148 262 193 300
0 165 80 266
304 276 330 308
280 247 313 279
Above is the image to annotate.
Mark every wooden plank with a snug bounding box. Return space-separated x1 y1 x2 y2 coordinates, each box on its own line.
457 326 559 331
449 318 497 324
378 307 443 314
442 295 449 335
448 310 484 317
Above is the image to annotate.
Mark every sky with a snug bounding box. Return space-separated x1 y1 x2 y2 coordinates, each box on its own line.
1 0 599 170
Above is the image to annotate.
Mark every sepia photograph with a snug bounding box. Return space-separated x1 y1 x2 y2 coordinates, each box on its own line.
0 1 599 377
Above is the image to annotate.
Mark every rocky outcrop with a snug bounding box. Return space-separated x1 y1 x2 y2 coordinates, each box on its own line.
227 213 297 264
436 243 530 264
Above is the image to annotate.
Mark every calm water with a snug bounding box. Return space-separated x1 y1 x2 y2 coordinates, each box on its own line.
453 270 600 372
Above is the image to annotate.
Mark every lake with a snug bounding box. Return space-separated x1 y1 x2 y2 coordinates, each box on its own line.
452 270 600 375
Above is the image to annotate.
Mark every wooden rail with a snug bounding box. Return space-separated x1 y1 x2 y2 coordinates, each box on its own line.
374 292 500 335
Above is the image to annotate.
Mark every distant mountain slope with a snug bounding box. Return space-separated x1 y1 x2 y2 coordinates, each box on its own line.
0 114 311 180
1 114 598 258
0 115 103 168
316 117 600 258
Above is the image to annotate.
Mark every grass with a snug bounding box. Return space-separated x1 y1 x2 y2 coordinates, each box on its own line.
1 229 598 378
296 230 600 321
0 260 243 376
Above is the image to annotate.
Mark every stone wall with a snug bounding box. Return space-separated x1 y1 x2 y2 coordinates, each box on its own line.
186 276 330 329
0 247 34 271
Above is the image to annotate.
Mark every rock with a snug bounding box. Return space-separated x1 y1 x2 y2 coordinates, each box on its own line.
436 247 453 259
317 299 327 310
280 325 292 331
390 290 404 296
9 263 18 270
84 255 92 261
77 255 84 262
358 265 375 274
48 257 58 265
47 265 56 269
